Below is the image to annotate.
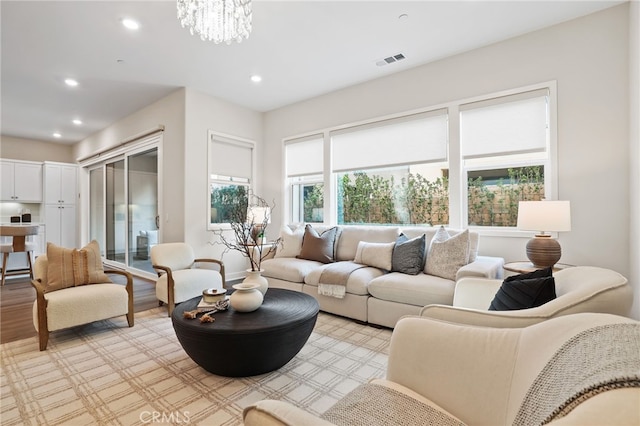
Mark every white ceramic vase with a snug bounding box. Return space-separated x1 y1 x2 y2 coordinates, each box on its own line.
243 269 269 295
230 283 263 312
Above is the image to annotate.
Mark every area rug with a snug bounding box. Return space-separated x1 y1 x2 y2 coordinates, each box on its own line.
1 308 391 425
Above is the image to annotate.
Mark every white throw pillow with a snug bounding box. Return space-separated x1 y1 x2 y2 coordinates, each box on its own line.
424 227 470 280
353 241 395 271
274 225 305 258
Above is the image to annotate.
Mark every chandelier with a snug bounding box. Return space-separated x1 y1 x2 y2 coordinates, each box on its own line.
177 0 252 44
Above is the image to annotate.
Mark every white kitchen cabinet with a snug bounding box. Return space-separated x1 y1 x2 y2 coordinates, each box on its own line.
0 160 43 202
43 162 78 248
44 162 78 205
45 204 76 248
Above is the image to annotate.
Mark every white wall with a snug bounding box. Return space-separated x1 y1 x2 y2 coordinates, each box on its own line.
263 6 632 285
182 88 263 280
629 0 639 319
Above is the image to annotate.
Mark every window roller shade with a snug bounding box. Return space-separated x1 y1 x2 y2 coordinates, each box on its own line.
211 137 252 179
286 135 323 177
331 111 448 172
461 89 549 159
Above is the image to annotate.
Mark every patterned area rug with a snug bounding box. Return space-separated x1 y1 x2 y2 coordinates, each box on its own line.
1 308 391 425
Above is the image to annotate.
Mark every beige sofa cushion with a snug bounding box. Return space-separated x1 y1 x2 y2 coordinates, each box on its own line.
305 263 385 296
335 226 399 261
261 257 323 283
368 272 455 306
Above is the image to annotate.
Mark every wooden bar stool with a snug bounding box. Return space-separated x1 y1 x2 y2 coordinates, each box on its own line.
0 225 39 286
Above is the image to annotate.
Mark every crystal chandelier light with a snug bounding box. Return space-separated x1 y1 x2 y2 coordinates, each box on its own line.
177 0 252 44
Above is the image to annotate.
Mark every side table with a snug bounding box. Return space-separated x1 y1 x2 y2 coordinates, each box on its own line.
503 261 574 275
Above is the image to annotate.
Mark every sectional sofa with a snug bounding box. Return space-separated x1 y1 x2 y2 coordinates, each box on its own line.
261 224 504 328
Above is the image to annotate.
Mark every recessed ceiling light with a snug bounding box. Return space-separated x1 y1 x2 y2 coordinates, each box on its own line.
250 75 262 83
399 13 409 21
122 18 140 30
72 119 82 125
64 78 78 87
53 132 62 138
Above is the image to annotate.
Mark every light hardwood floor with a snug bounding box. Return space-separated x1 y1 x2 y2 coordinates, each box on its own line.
0 274 158 344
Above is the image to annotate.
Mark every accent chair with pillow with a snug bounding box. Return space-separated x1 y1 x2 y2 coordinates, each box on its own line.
244 313 640 426
420 266 633 327
151 242 225 316
31 241 134 351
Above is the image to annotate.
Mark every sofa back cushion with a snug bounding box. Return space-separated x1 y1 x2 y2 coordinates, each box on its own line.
297 224 339 263
335 226 400 261
401 226 479 263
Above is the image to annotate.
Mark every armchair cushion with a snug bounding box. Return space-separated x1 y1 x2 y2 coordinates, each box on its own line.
33 283 129 332
155 268 223 304
45 240 111 292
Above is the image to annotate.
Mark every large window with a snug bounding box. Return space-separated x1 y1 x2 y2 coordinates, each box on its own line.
209 132 254 227
285 135 324 223
283 83 556 232
331 110 449 226
461 88 550 227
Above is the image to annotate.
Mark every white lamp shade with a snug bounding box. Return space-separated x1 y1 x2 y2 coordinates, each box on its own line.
246 206 271 224
517 201 571 233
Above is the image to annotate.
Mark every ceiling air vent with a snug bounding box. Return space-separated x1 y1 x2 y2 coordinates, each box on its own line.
376 53 406 67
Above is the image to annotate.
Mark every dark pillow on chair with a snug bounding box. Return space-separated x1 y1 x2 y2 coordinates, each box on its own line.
391 233 426 275
504 266 552 282
297 224 339 264
489 268 556 311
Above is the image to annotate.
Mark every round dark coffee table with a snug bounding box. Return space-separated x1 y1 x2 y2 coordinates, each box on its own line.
171 288 319 377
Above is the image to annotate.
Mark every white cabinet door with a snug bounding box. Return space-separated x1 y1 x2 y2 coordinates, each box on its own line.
45 205 76 248
0 161 14 200
0 160 43 202
45 163 77 205
14 162 43 202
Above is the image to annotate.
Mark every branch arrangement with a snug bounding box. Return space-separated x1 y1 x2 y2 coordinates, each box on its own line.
209 192 281 271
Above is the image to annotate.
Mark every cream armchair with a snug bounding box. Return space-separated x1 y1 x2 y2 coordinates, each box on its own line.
420 266 632 328
31 253 134 351
151 243 225 316
243 313 640 426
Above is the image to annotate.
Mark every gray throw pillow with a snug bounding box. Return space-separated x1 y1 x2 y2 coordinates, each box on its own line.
297 224 339 263
392 234 426 275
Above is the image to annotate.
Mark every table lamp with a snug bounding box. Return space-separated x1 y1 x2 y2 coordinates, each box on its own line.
517 200 571 268
246 206 270 244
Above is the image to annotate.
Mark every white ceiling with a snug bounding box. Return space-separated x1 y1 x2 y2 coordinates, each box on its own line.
1 0 623 145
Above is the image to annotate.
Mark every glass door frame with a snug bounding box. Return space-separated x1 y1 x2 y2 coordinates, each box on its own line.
81 133 162 280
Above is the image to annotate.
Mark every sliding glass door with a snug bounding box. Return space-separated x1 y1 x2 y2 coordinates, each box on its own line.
87 142 159 277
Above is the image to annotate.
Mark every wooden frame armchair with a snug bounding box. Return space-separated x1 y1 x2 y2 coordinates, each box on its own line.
151 242 226 316
31 254 134 351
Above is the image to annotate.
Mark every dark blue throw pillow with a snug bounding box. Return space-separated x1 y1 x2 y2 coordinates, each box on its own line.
489 267 556 311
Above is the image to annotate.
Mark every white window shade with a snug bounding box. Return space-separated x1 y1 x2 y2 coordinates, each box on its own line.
460 89 549 159
286 135 323 177
331 111 448 172
210 135 253 179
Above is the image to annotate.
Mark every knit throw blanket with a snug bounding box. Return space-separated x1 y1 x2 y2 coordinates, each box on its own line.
318 261 366 299
514 323 640 426
321 383 466 426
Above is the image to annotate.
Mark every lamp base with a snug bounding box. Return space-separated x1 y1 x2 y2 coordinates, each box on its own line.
526 235 561 269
